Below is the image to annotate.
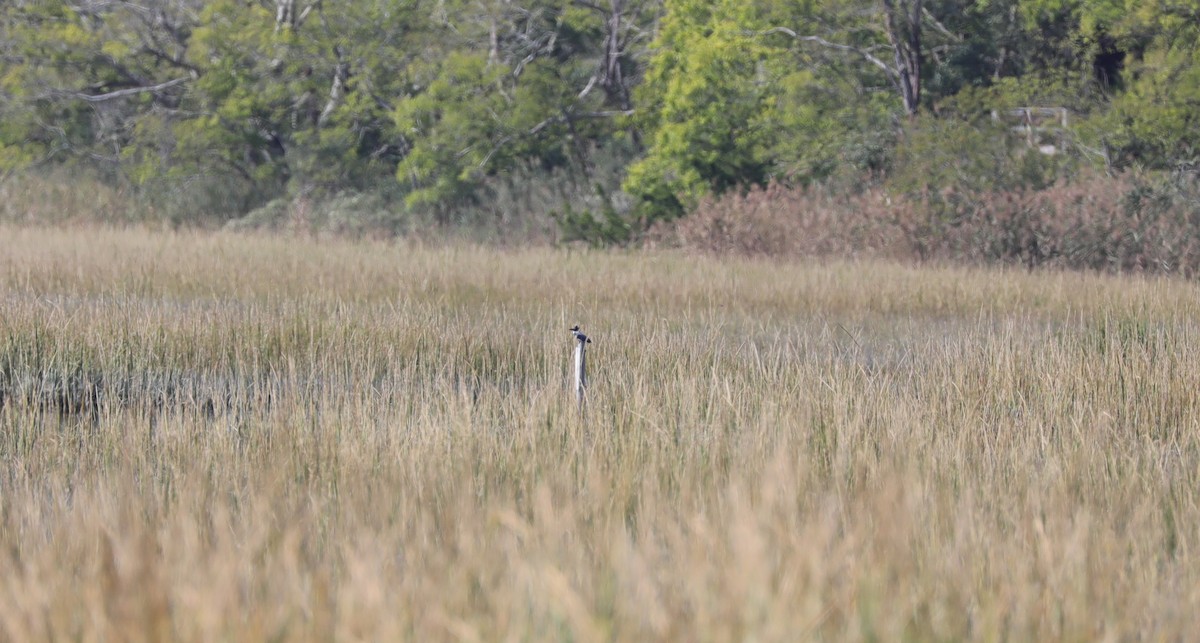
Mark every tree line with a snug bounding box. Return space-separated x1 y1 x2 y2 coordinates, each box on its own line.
2 0 1198 239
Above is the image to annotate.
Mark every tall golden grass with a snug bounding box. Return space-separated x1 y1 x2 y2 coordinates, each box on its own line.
1 225 1198 641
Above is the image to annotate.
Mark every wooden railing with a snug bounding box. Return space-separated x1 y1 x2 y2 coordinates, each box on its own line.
991 107 1070 155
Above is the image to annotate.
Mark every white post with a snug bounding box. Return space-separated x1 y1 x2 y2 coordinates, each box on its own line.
569 325 591 413
574 340 587 409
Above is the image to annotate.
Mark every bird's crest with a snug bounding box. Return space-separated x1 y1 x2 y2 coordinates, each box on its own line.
570 325 592 343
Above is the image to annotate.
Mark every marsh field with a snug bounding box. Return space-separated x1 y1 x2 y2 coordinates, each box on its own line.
1 225 1199 641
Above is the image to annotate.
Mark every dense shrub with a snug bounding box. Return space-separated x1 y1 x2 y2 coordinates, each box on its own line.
660 173 1200 276
0 171 140 226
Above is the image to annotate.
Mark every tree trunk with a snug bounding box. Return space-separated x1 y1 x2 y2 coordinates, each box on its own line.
603 0 632 112
275 0 295 31
881 0 922 117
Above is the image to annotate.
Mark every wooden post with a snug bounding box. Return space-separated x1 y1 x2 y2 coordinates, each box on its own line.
570 325 591 413
574 340 587 408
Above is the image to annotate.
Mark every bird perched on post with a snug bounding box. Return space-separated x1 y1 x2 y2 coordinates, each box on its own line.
570 325 591 344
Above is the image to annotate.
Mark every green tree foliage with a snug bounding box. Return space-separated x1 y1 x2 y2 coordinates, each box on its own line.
394 0 652 215
625 0 936 219
0 0 198 176
623 0 776 219
1078 0 1200 169
170 0 427 203
2 0 1200 234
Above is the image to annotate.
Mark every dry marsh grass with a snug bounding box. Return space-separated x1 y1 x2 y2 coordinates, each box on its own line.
1 225 1199 641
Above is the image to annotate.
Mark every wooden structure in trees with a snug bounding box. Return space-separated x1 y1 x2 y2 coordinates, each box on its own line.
992 107 1070 155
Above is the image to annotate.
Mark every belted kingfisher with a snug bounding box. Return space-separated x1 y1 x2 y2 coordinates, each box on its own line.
570 325 591 344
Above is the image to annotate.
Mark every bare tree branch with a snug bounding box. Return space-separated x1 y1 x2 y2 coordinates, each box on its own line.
571 0 606 13
471 107 635 172
757 27 897 81
317 47 348 127
577 73 600 100
137 45 202 74
758 0 927 117
296 0 321 27
578 109 635 118
922 7 960 42
47 76 192 103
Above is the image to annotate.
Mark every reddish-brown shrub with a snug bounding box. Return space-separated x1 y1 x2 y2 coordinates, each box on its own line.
657 173 1200 276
